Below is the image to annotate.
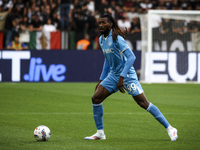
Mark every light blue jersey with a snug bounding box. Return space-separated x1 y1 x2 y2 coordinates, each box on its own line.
99 29 137 78
99 29 143 95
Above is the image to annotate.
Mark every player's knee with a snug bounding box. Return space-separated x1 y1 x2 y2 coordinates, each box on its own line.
91 96 95 103
138 101 149 109
91 96 102 104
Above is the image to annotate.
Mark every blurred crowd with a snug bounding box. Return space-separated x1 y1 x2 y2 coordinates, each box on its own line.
0 0 200 50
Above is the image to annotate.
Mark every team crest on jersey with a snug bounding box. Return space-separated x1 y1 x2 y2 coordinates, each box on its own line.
108 41 112 46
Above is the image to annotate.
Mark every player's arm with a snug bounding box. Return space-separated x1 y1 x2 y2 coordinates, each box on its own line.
118 48 136 93
116 35 136 93
95 58 110 91
95 36 110 91
120 48 136 77
100 58 110 80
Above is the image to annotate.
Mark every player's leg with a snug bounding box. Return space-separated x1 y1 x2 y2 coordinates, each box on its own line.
133 93 170 128
85 74 119 140
84 85 111 140
124 79 178 141
133 93 178 141
92 84 111 132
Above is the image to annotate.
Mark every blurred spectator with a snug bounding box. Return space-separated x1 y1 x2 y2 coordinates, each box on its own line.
0 11 8 31
86 10 97 48
69 0 80 31
41 0 49 8
73 11 87 43
172 19 185 35
72 0 82 13
34 5 41 17
123 0 135 13
195 4 200 10
0 0 200 50
151 0 159 9
28 0 40 7
187 20 199 33
117 14 131 33
108 0 117 18
190 0 197 10
86 0 95 15
76 34 91 50
27 2 36 22
115 5 123 20
81 2 88 16
130 17 141 35
14 0 25 15
139 0 154 13
126 7 139 21
157 0 170 10
60 0 70 30
7 32 28 50
0 1 4 12
51 11 61 30
12 2 23 30
170 0 178 9
160 18 171 35
19 16 30 31
4 9 16 47
41 5 51 24
186 5 193 10
49 0 57 12
179 0 189 10
96 0 109 15
137 6 144 14
28 13 43 31
42 18 56 32
4 0 13 12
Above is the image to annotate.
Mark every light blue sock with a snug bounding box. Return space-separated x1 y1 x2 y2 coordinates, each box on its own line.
93 103 104 130
147 103 169 128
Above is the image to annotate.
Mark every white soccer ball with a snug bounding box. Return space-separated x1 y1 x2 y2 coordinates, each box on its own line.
34 125 51 141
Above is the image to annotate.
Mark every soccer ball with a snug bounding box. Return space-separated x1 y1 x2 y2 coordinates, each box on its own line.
34 125 51 141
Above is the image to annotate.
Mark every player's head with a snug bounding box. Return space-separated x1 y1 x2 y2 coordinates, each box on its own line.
99 13 126 42
99 14 113 35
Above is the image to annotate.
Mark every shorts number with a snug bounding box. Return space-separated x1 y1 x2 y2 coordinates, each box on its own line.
131 83 136 91
127 83 136 92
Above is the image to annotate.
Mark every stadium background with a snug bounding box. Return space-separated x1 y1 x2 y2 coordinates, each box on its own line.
0 0 200 83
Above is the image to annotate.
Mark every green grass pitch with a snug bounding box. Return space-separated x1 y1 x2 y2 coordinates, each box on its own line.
0 83 200 150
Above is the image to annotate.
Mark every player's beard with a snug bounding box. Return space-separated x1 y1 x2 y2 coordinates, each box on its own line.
100 28 110 36
99 28 105 35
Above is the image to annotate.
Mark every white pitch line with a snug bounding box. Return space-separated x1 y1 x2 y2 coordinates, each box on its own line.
0 112 199 115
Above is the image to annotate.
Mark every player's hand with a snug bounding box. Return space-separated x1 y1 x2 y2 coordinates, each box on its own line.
95 80 102 91
118 76 126 93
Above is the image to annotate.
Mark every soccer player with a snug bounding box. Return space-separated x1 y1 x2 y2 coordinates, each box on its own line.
84 14 178 141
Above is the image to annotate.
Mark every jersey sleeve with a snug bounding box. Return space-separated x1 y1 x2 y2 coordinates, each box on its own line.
99 58 110 81
117 35 130 53
120 48 136 77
